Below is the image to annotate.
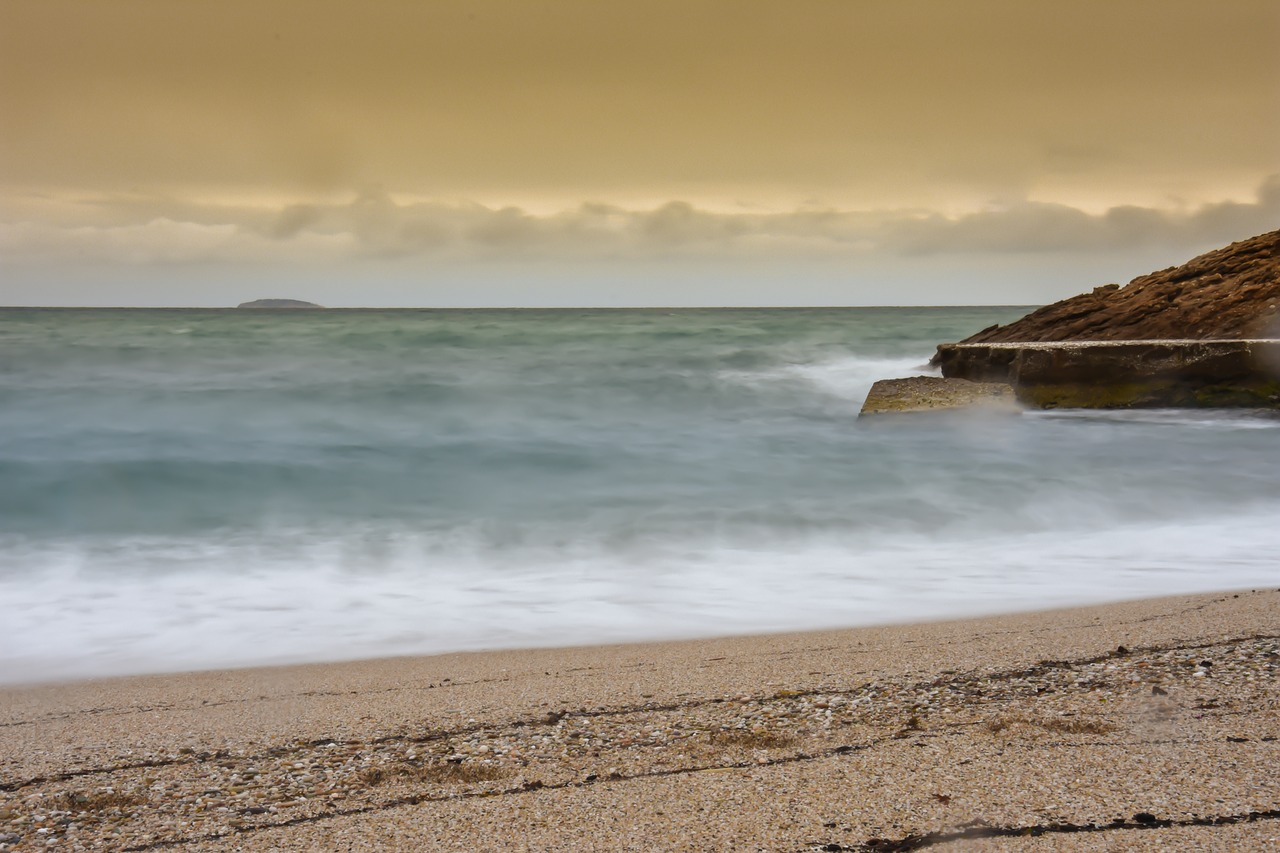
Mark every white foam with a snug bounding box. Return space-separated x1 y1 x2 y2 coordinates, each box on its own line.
2 507 1276 685
718 353 930 410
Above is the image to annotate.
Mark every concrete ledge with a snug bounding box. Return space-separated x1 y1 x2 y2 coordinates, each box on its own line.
859 376 1020 415
934 339 1280 409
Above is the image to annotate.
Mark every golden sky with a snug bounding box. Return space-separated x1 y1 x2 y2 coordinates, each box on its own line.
1 0 1278 305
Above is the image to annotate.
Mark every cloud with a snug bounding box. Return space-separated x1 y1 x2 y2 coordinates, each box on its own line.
269 204 323 239
882 176 1280 255
2 176 1277 268
0 218 355 266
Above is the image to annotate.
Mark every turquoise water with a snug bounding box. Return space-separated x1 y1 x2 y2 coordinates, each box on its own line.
2 307 1277 683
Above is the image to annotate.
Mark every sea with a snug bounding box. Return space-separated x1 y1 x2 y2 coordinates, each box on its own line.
2 306 1278 685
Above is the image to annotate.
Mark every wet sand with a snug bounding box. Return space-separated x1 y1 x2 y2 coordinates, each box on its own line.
2 589 1278 851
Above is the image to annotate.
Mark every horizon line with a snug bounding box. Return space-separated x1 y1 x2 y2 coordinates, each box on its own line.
0 303 1040 311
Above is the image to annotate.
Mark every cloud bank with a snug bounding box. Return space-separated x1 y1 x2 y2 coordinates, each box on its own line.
3 178 1277 269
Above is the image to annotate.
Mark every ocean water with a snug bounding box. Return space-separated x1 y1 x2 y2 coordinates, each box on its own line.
2 306 1277 685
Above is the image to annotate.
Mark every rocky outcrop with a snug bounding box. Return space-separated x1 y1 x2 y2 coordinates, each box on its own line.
951 229 1280 346
236 299 324 309
911 229 1280 410
860 376 1018 415
937 340 1280 409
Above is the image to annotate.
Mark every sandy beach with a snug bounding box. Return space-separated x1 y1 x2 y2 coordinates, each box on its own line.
2 589 1277 851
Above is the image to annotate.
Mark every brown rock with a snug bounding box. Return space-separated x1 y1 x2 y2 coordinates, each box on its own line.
950 229 1280 346
922 229 1280 409
936 340 1280 409
859 376 1019 415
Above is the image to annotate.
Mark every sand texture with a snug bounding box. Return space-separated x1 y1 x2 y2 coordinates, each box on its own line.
1 589 1278 851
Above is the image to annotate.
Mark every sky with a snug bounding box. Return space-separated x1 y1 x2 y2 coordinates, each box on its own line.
1 0 1278 307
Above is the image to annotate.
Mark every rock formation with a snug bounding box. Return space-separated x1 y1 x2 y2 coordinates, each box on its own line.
859 376 1018 416
953 229 1280 345
933 230 1280 409
936 340 1280 409
868 229 1280 412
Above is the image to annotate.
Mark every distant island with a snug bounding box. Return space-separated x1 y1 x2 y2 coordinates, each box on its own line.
236 299 324 309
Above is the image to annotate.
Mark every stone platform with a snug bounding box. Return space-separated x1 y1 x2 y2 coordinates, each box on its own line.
859 376 1019 416
934 339 1280 409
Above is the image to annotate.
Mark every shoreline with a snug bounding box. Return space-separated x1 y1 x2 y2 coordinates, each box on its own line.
6 585 1266 691
2 589 1278 850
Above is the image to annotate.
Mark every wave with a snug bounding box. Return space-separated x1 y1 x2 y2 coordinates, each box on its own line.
3 306 1276 684
2 505 1276 684
718 352 931 408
